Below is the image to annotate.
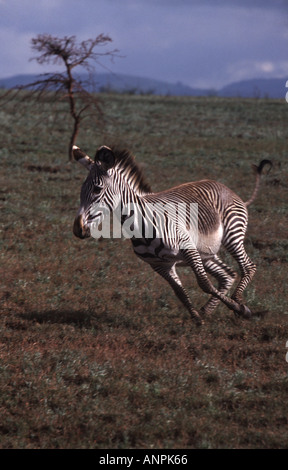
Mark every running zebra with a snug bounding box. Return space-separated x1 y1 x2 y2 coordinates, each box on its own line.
73 145 271 325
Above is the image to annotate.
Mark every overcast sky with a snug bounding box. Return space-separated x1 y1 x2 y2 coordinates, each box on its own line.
0 0 287 89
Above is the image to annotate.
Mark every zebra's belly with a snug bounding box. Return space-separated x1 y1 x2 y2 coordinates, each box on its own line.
196 224 223 258
132 238 183 263
131 223 224 264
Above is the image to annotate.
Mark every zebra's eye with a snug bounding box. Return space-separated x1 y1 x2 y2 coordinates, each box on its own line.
93 186 102 195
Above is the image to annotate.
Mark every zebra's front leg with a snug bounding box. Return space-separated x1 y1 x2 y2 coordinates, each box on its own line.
200 255 237 316
151 263 203 325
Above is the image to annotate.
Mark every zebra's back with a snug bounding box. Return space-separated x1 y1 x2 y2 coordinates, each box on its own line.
144 179 247 236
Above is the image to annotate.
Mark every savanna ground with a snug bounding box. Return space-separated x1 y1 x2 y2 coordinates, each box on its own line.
0 91 288 449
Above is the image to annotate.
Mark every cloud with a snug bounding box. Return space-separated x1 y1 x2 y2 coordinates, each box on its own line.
226 60 288 83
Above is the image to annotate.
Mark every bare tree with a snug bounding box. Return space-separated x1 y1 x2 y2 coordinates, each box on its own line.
27 34 118 160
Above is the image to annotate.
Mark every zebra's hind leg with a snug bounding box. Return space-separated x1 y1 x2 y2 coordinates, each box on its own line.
200 255 237 316
225 241 257 305
151 263 203 325
181 247 252 318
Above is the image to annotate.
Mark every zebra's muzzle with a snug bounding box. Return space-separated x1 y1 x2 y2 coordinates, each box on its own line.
73 214 91 239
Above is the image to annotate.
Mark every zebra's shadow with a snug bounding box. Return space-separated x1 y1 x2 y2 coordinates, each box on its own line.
20 309 102 328
19 307 142 329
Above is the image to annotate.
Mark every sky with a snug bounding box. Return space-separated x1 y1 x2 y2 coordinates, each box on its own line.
0 0 287 90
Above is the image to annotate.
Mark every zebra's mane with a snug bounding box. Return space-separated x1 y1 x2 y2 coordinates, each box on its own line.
111 147 152 194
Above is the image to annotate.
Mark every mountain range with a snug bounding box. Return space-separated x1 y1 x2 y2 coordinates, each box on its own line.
0 73 286 99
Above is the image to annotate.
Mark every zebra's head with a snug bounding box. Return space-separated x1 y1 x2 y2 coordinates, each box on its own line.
73 145 118 239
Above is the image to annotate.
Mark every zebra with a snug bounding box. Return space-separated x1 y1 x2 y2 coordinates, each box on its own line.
73 144 271 325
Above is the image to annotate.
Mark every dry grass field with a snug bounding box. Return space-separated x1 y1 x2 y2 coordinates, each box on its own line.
1 91 288 448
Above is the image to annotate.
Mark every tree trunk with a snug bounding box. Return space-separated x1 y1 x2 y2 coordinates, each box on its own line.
68 116 80 161
66 62 80 161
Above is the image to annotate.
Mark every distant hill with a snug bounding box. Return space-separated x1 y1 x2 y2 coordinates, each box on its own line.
0 73 212 97
86 73 213 96
219 78 286 99
0 73 286 99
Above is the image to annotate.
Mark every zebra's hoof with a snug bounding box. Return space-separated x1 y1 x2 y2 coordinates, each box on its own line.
194 316 204 326
241 304 252 319
190 313 203 326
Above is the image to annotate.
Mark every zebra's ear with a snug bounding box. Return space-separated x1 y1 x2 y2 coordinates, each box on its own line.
95 146 115 171
73 146 94 171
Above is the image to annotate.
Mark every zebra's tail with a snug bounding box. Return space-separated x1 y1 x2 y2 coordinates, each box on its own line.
245 159 272 207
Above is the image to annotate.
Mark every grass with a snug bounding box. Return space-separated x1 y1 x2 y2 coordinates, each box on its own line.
0 91 288 448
